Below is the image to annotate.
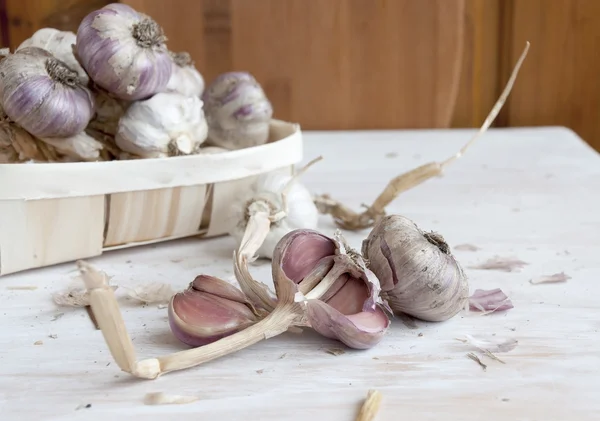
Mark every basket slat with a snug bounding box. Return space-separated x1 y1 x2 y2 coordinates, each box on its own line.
0 196 105 275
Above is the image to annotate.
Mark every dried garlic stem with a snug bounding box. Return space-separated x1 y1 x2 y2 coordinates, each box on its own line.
316 42 531 230
80 259 304 379
356 389 383 421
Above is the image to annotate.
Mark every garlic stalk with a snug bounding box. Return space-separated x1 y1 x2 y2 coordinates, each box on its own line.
0 47 95 139
76 3 172 100
17 28 89 85
202 72 273 150
116 92 208 158
361 214 469 322
166 52 205 97
169 275 265 347
314 42 531 230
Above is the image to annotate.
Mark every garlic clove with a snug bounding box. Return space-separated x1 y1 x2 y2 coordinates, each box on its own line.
169 275 259 347
272 229 390 349
202 71 273 150
362 214 469 322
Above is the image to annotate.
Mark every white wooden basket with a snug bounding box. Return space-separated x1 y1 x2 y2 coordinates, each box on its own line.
0 119 303 276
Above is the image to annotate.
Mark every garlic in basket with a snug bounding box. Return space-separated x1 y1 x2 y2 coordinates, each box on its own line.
116 92 208 158
16 28 89 85
202 72 273 150
166 52 205 97
0 47 95 139
76 3 172 100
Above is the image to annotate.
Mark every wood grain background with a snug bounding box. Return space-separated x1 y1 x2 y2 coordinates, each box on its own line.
1 0 599 151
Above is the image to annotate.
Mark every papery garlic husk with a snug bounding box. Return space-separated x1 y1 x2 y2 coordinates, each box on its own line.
76 3 172 100
116 92 208 158
166 51 205 97
0 47 95 139
228 171 319 261
88 86 129 137
272 229 390 349
17 28 89 85
40 131 105 162
361 215 469 322
202 72 273 150
169 275 262 347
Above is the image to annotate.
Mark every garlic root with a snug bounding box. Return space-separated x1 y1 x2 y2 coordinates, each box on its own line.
316 41 531 231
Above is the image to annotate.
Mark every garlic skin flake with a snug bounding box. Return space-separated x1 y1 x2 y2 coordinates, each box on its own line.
362 215 469 322
202 72 273 150
166 52 205 97
76 3 172 100
17 28 89 85
116 92 208 158
228 171 319 260
0 47 95 139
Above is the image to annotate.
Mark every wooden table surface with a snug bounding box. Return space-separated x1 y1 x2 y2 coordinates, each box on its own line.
1 127 599 420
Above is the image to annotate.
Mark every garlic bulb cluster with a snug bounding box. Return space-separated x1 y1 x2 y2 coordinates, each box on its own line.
361 214 469 322
166 52 204 97
169 275 261 347
0 47 95 139
76 3 172 100
202 72 273 150
228 171 319 260
116 92 208 158
17 28 89 85
273 229 390 349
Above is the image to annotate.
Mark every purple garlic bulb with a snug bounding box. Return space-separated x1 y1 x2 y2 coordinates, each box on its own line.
0 47 94 138
362 215 469 322
272 229 390 349
202 71 273 150
169 275 261 347
76 3 172 100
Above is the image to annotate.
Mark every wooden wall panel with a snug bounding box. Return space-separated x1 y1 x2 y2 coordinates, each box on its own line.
500 0 600 150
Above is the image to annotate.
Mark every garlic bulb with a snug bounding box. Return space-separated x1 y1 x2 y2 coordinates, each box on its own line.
115 92 208 158
271 229 390 349
169 275 262 347
228 170 319 261
76 3 172 100
202 72 273 150
88 87 128 137
0 47 95 138
40 131 105 162
166 52 204 97
361 215 469 322
17 28 89 85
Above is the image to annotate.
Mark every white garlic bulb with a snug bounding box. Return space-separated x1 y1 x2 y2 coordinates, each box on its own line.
166 52 205 97
228 171 319 260
361 214 469 322
116 92 208 158
17 28 89 85
0 47 95 139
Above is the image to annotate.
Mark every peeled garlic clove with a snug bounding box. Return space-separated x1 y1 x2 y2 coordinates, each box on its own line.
169 275 260 347
228 171 319 260
202 72 273 150
166 52 205 97
272 229 390 349
362 215 469 322
17 28 89 85
116 92 208 158
0 47 95 139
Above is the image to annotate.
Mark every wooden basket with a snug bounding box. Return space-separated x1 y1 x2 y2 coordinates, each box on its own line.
0 120 303 276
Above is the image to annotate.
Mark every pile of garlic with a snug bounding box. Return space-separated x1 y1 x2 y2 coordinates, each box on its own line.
0 2 273 163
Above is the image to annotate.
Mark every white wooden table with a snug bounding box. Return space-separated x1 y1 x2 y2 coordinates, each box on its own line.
1 127 599 421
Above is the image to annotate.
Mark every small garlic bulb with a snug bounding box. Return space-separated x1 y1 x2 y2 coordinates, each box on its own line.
0 47 95 138
116 92 208 158
166 52 204 97
17 28 89 85
361 215 469 322
202 72 273 150
228 171 319 260
76 3 172 100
